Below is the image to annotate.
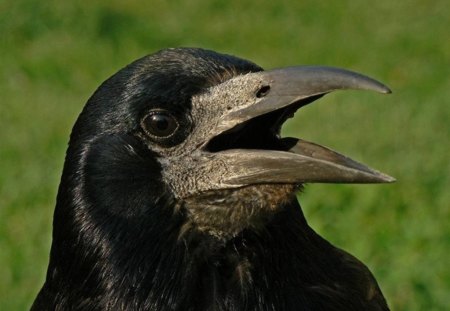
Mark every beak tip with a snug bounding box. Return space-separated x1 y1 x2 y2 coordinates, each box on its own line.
382 86 392 94
373 83 391 94
379 173 396 183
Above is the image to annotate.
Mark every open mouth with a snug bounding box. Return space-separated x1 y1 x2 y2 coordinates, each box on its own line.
201 66 394 186
206 95 324 153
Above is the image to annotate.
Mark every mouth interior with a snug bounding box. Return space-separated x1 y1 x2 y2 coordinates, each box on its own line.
205 95 323 153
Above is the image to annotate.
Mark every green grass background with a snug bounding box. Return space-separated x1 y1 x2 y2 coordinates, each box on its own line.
1 0 448 310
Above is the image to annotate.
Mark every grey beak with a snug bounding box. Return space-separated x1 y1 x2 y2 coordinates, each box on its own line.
219 138 395 186
206 66 395 187
222 66 391 127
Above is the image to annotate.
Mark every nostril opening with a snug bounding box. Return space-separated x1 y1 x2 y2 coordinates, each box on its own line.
256 85 271 98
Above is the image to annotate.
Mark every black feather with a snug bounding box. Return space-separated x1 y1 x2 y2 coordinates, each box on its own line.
32 48 389 311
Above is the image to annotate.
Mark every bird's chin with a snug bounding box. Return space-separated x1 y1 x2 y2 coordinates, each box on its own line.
181 184 300 240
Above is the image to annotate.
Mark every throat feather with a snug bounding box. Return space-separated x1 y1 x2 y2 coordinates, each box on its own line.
182 184 298 239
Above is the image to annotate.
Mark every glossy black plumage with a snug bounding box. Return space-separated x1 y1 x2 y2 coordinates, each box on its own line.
32 48 390 310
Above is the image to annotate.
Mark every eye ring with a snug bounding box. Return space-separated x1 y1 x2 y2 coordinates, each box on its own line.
141 110 179 139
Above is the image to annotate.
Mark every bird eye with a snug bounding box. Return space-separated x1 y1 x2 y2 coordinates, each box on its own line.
141 111 179 138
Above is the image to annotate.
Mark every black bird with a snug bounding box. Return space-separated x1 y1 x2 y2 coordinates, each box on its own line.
32 48 394 310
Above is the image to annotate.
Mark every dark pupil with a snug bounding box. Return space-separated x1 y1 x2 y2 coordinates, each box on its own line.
152 115 169 131
146 113 176 137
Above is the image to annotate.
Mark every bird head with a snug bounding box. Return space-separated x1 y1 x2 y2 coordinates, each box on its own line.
63 48 393 239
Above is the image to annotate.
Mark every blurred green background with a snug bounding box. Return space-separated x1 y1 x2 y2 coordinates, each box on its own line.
1 0 448 310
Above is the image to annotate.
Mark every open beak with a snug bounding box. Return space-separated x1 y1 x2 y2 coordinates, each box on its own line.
202 66 395 187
